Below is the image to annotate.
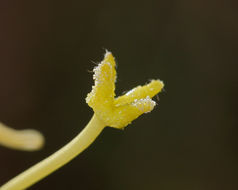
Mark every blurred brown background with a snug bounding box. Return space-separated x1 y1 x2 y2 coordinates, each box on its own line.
0 0 237 189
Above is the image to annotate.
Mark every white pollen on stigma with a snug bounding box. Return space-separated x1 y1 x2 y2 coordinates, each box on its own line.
132 96 156 113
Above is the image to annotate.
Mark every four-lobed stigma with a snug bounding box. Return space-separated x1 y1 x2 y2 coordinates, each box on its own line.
86 51 164 129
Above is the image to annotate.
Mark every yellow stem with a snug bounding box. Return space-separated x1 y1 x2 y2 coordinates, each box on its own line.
0 123 44 151
0 114 105 190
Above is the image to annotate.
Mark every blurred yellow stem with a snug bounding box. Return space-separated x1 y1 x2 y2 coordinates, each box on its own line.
0 114 105 190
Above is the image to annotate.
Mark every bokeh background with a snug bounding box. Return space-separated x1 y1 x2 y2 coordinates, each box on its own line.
0 0 237 189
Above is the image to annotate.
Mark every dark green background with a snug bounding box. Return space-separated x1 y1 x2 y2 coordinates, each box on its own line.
0 0 237 189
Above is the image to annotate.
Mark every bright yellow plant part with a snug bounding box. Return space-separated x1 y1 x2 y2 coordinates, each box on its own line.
1 51 164 190
86 51 164 129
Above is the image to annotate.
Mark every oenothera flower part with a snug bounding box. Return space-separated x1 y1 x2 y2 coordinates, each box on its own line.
1 51 164 190
86 52 163 128
0 122 44 151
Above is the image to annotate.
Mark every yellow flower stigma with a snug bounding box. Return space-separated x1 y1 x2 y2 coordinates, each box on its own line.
86 51 164 129
0 51 164 190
